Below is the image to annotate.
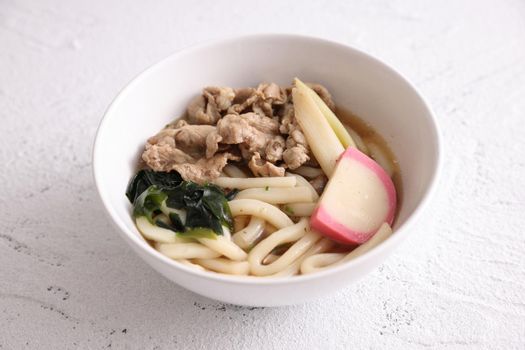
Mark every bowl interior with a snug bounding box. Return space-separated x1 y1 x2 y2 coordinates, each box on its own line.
94 35 439 276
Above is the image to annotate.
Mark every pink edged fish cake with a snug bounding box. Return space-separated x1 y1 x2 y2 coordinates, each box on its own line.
310 147 397 245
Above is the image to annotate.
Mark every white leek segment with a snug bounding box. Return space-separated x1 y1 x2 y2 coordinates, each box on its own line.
292 84 344 177
294 78 356 148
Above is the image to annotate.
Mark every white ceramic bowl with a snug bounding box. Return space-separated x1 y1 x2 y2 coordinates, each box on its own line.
93 34 441 307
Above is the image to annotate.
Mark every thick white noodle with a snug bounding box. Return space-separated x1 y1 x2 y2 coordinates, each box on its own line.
221 226 232 240
136 217 179 243
262 253 280 265
198 235 247 261
233 215 249 232
344 125 369 155
229 199 294 229
232 216 265 249
213 176 296 189
367 142 394 177
177 259 206 271
194 258 250 275
300 253 345 274
156 242 221 259
223 164 248 178
235 187 315 204
286 173 319 200
284 203 316 217
148 213 193 243
249 218 321 276
293 166 324 179
268 237 335 277
300 222 393 274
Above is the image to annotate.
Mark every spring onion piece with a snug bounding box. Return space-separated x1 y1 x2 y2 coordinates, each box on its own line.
294 78 356 149
292 83 344 177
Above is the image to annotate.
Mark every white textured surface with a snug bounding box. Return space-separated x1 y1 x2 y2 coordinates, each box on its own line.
1 0 524 348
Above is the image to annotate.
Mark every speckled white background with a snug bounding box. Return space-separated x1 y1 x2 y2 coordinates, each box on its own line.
1 0 524 349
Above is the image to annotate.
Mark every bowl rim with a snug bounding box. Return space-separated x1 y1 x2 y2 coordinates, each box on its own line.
92 33 442 285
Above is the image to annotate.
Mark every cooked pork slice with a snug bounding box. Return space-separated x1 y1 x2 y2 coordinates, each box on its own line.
243 112 280 133
143 142 196 171
252 101 274 118
146 128 177 146
282 128 310 169
227 83 286 117
214 113 281 156
165 118 188 129
205 131 223 158
278 101 295 134
287 128 308 147
251 83 287 118
283 145 309 170
260 82 286 103
276 94 313 170
186 95 219 125
228 88 259 114
174 125 216 158
215 114 253 144
186 87 235 125
248 152 285 177
174 119 189 128
204 86 235 111
265 136 285 163
172 152 240 184
142 124 234 183
233 88 257 104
